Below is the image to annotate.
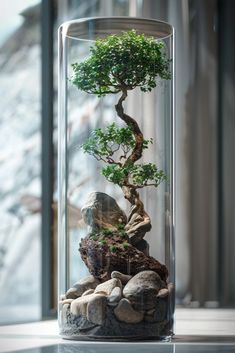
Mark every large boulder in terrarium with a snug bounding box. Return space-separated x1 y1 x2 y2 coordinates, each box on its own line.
81 192 127 231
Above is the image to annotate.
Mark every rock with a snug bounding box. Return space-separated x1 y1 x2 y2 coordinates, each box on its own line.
95 278 122 295
114 298 144 323
70 293 107 325
123 270 163 310
144 314 156 323
66 275 100 299
87 295 107 325
80 237 168 282
111 271 132 284
157 288 169 298
81 192 127 231
144 297 168 322
146 309 155 315
62 298 73 305
144 299 168 323
168 282 174 294
107 286 122 305
61 303 70 325
71 296 88 317
82 289 94 296
73 275 100 291
66 287 80 299
154 298 168 322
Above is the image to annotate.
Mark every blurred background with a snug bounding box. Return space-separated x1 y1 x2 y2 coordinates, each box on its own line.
0 0 234 324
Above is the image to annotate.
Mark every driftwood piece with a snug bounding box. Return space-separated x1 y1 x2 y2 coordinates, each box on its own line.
125 205 151 245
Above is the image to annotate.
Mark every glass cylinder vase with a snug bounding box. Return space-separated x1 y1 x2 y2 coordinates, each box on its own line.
58 17 175 341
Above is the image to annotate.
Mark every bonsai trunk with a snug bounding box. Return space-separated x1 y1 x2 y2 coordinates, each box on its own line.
115 90 152 245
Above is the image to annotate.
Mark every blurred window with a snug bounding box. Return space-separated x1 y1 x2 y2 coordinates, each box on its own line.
0 1 41 323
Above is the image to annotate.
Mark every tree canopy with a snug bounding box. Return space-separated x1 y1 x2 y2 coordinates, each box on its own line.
71 29 171 96
71 30 170 211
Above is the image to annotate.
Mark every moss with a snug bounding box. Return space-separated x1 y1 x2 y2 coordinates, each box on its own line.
99 239 107 246
122 242 130 250
110 245 118 253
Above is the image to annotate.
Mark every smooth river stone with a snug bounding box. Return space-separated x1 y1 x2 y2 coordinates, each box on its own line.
62 298 73 305
157 288 169 298
95 278 122 296
111 271 132 284
70 293 107 325
66 275 100 299
123 270 162 310
114 298 144 324
82 289 95 296
107 286 122 305
87 295 107 325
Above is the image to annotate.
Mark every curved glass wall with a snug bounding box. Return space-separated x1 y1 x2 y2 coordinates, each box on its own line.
58 17 175 340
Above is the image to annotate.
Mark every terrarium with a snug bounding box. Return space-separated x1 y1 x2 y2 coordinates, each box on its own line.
58 17 175 340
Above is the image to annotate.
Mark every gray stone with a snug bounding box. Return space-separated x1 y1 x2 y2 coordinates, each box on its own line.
66 287 80 300
157 288 169 298
144 299 168 323
61 303 173 338
71 296 88 317
61 303 70 325
82 289 94 296
123 270 162 310
111 271 132 284
114 298 144 324
107 286 122 305
95 278 122 296
168 282 174 294
81 192 127 231
66 275 100 299
154 298 167 322
62 298 74 305
144 314 156 323
87 294 107 325
70 293 106 324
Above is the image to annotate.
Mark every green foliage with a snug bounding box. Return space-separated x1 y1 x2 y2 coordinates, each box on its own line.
102 162 167 188
101 228 113 236
131 163 167 186
116 223 125 231
122 242 130 250
99 239 107 246
120 231 127 238
115 223 127 237
81 123 152 163
110 245 118 253
71 30 171 96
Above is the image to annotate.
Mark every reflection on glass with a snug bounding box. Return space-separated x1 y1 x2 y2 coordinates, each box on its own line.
13 343 235 353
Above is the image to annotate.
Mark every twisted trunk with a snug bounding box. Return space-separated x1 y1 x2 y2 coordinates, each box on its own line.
115 90 151 245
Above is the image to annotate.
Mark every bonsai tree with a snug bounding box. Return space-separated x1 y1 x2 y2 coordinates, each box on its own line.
71 30 171 246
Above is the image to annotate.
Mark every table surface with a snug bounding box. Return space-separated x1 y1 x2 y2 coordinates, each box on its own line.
0 309 235 353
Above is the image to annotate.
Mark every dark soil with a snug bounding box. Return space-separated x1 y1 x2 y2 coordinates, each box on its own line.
79 231 168 282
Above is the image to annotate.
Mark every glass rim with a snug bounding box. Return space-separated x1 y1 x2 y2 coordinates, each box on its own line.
59 16 174 41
